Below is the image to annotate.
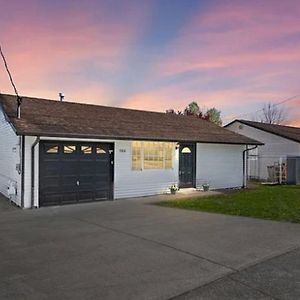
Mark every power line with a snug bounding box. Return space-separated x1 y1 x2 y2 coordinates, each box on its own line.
0 45 19 97
274 94 300 106
0 44 22 117
231 94 300 120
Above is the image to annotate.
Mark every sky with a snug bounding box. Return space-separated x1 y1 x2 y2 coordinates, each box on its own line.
1 0 300 126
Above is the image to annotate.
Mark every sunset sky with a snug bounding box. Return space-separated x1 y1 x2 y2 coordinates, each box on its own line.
1 0 300 125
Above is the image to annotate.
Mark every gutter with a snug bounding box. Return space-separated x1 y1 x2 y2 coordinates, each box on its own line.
242 145 258 188
31 136 40 208
16 132 261 146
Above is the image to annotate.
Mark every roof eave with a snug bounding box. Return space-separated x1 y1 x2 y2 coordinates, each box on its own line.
18 131 263 145
225 119 300 144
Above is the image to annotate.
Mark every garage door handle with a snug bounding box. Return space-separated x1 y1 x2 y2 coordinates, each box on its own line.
76 181 80 186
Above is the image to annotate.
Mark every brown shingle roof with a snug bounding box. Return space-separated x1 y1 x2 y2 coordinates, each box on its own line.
225 119 300 144
0 94 262 145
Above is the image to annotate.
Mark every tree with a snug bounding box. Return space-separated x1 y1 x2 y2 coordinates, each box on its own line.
184 101 200 116
260 102 287 124
206 108 222 126
166 101 223 126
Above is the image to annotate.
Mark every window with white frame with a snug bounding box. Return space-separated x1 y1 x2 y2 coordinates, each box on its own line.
132 141 174 170
132 141 142 170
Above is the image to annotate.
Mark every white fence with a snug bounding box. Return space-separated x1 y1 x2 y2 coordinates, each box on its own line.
247 154 287 183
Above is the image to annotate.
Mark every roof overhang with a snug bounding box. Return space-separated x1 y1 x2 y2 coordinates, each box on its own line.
19 131 263 145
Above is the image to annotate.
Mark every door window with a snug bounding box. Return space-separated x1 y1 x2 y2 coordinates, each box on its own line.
181 147 191 153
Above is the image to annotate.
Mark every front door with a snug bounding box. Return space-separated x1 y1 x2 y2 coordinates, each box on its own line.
179 144 195 188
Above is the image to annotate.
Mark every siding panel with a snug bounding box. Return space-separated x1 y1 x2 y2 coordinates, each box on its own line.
0 107 21 206
196 143 244 189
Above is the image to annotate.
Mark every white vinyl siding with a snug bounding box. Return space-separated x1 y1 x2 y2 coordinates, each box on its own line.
196 143 245 189
0 107 22 206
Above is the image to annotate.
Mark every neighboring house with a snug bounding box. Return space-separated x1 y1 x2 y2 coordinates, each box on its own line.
225 120 300 180
0 94 261 208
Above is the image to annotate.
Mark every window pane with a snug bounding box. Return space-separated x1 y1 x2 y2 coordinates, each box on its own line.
132 141 174 170
64 145 76 154
132 141 142 170
45 145 59 154
165 143 173 169
96 147 106 154
144 142 164 169
81 146 92 154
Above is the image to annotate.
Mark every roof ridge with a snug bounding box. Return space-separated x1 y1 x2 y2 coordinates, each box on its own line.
239 119 300 130
0 93 189 119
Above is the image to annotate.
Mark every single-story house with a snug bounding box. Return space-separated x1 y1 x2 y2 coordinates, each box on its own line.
225 119 300 181
0 94 261 208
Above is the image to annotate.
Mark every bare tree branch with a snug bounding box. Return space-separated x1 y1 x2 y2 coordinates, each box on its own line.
260 102 288 124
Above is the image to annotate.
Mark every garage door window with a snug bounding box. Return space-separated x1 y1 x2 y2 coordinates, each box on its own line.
45 145 59 154
64 145 76 154
81 146 92 154
96 147 107 154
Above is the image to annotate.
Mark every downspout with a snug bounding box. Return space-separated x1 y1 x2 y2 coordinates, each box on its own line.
31 136 40 208
21 135 25 208
243 145 258 188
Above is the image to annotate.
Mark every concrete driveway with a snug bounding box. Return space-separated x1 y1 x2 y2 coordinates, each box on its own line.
1 195 300 300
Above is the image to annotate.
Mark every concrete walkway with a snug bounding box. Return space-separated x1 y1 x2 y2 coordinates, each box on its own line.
1 194 300 299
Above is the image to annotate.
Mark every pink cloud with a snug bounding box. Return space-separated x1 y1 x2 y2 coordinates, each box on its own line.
122 81 300 127
156 0 300 76
122 84 282 112
0 1 150 98
131 0 300 126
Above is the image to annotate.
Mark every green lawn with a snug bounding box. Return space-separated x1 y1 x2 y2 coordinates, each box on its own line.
157 185 300 223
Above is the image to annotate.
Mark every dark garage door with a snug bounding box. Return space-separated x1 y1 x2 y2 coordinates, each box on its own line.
39 141 114 206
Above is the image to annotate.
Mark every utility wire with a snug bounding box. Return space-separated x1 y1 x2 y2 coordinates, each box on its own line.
274 94 300 106
0 45 20 97
0 44 22 117
231 94 300 120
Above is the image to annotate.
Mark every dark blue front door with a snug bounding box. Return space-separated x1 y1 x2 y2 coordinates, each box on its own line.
179 144 195 188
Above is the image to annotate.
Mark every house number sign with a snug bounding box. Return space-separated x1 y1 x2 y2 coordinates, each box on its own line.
119 149 126 153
